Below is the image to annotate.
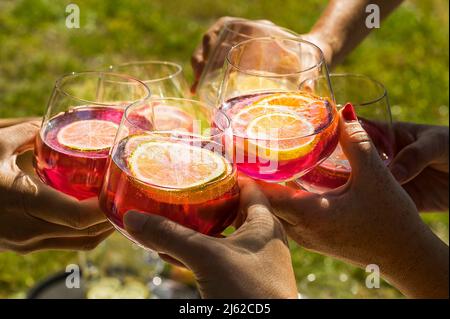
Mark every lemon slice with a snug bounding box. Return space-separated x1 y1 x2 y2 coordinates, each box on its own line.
129 141 227 189
246 112 317 161
57 119 119 151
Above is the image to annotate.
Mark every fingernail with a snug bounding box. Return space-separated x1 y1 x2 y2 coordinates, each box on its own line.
342 103 358 122
124 211 149 233
390 165 408 183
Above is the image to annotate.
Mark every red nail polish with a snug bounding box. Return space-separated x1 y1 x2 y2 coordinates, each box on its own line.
342 103 358 122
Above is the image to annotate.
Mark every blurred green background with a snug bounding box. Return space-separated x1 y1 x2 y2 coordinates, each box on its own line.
0 0 448 298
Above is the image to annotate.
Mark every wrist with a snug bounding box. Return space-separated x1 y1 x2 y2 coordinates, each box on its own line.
380 221 449 298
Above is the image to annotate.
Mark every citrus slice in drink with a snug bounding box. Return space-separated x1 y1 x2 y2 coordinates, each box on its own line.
255 92 318 107
255 92 332 125
231 104 289 132
246 112 317 161
128 141 227 189
230 92 334 161
57 119 119 151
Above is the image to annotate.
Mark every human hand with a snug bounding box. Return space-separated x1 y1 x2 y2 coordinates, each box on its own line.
300 33 334 66
390 122 449 212
123 177 298 299
191 17 276 92
257 104 449 298
0 122 113 254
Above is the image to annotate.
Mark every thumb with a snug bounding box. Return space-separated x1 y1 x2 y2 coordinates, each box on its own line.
0 121 41 157
251 178 326 226
339 103 387 183
124 211 210 266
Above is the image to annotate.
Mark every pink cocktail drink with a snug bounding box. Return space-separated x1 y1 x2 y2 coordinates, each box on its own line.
221 91 339 182
300 118 395 192
34 106 124 200
100 136 240 238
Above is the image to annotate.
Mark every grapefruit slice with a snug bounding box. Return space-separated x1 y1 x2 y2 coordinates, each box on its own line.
128 141 227 189
57 119 118 151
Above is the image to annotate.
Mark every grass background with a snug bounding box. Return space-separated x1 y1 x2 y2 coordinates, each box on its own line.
0 0 448 298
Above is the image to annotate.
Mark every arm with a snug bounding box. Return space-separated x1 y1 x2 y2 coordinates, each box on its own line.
257 104 449 298
307 0 404 65
382 224 449 298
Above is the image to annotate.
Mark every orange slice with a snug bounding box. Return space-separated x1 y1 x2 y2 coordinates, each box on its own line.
57 119 118 151
231 92 334 161
129 141 227 189
246 112 316 161
255 92 318 107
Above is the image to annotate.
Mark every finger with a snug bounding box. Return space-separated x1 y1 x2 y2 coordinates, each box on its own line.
190 46 204 93
236 178 292 246
0 117 41 129
254 179 326 226
0 121 41 157
339 103 388 183
158 253 186 268
236 177 283 235
5 218 113 245
390 132 448 184
254 19 275 26
15 177 108 229
13 229 114 254
191 17 236 93
202 16 237 59
238 176 272 220
124 211 210 265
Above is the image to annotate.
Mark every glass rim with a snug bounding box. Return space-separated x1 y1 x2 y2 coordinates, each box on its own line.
303 73 388 107
226 37 326 77
229 96 339 141
54 71 151 106
124 97 231 139
328 73 388 107
108 60 183 84
222 19 300 39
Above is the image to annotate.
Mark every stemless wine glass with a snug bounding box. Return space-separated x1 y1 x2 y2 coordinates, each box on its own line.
108 61 189 98
196 19 299 107
99 97 239 242
33 72 151 299
84 62 189 298
218 37 339 182
297 73 395 193
34 71 150 200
